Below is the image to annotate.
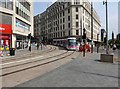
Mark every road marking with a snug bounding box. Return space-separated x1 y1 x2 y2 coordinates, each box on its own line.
0 56 43 66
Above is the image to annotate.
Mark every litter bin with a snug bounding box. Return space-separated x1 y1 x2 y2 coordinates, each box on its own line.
10 48 15 56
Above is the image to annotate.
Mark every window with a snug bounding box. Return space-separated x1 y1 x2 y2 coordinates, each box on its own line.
63 5 65 9
69 30 71 36
58 32 60 37
0 0 13 10
7 0 13 10
16 7 19 14
76 14 78 19
63 31 65 36
60 19 62 23
15 0 30 21
68 9 70 13
63 24 65 29
68 23 70 28
67 2 71 6
68 16 70 21
76 7 78 12
60 13 62 17
60 6 62 10
63 11 65 16
60 25 62 30
76 22 79 27
0 0 6 8
63 18 65 23
76 30 79 35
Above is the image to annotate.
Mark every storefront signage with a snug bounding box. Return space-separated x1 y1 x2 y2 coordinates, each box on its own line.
0 24 12 34
16 19 30 30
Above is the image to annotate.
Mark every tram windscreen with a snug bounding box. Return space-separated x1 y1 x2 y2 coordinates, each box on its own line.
68 39 76 46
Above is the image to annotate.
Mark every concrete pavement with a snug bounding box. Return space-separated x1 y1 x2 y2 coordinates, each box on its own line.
16 52 119 87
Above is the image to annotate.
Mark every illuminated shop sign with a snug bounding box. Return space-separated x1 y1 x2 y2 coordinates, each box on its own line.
16 19 30 30
0 24 12 34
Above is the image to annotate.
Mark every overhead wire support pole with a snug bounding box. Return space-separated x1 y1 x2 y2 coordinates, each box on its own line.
91 2 93 53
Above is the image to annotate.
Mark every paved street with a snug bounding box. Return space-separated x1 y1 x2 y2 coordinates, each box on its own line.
17 52 119 87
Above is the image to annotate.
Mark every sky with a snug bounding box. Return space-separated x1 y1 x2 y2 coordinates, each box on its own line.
33 0 119 39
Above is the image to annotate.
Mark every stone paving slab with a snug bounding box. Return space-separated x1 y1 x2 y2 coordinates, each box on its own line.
0 45 47 60
16 52 119 87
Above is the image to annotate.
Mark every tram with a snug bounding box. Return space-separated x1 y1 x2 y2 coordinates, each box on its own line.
53 37 77 51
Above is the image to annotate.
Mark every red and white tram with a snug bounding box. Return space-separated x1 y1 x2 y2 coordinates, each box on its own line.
53 37 77 51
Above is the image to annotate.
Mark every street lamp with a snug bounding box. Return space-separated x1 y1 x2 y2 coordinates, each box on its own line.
103 0 109 54
97 34 99 53
83 28 86 57
91 2 93 53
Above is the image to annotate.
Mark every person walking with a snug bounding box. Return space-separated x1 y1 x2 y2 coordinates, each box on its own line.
79 44 83 52
40 42 43 50
113 44 116 50
37 42 39 50
86 43 91 52
28 41 31 52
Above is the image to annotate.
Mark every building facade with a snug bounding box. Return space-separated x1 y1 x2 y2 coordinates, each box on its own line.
0 0 33 50
34 0 101 43
34 14 41 40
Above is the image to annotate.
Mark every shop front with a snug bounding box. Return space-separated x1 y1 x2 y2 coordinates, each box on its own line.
16 35 28 49
0 24 12 51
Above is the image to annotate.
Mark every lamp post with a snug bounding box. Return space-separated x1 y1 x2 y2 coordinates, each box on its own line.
97 34 99 53
103 0 109 54
83 28 86 57
91 2 93 53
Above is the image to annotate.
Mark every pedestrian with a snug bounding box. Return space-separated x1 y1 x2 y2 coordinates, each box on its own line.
79 44 83 52
28 42 31 52
37 42 39 50
0 46 4 57
86 43 90 52
113 44 116 50
40 42 43 50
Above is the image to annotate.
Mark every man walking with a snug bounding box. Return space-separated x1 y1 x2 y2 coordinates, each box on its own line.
28 41 31 52
37 42 39 50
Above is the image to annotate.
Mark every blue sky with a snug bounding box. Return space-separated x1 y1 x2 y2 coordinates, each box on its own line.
34 1 118 39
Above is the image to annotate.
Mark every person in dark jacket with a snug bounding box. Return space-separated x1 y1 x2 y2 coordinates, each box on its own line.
37 42 39 50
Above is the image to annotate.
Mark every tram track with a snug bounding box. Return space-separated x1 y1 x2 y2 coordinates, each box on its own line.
1 50 68 69
1 51 75 77
2 45 56 63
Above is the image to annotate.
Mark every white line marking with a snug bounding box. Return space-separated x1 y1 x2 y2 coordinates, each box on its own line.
0 56 43 66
